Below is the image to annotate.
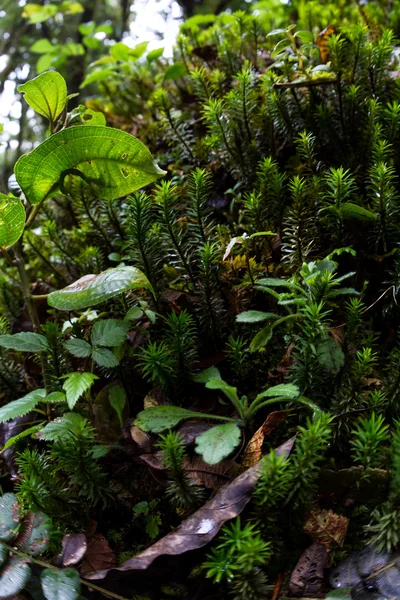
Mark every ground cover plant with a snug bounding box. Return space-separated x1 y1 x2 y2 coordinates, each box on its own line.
2 0 400 598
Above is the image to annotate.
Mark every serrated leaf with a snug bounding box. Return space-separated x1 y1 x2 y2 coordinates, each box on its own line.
236 310 278 323
41 567 81 600
0 332 49 353
43 391 67 404
18 71 67 124
2 424 44 451
15 126 166 205
91 319 129 347
195 424 241 465
317 337 345 374
0 556 31 599
0 493 20 541
92 347 119 368
47 266 153 310
62 372 98 409
109 385 126 427
0 389 46 423
18 512 51 556
135 406 206 433
37 413 87 442
0 194 25 249
64 338 92 358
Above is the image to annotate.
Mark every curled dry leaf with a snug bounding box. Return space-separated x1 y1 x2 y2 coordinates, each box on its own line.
86 437 295 580
80 533 117 576
186 456 236 489
130 425 152 451
62 533 87 567
289 541 329 595
240 410 291 471
304 509 349 550
140 452 167 471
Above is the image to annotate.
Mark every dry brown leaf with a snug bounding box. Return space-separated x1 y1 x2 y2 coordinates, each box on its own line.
304 509 349 550
289 542 329 595
86 437 295 580
130 425 152 451
61 533 87 567
80 533 117 576
240 410 291 470
186 456 236 489
139 452 167 471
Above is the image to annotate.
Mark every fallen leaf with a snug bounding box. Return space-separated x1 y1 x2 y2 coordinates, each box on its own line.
289 542 329 595
140 452 167 471
304 509 349 551
186 456 236 489
86 437 295 580
62 533 87 567
80 533 117 576
240 410 291 470
130 425 152 451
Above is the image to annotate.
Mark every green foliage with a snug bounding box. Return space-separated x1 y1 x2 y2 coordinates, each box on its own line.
18 71 67 126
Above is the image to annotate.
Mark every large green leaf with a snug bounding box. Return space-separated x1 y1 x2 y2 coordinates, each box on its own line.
18 71 67 124
91 319 129 347
339 203 377 221
0 556 31 599
0 332 49 353
92 347 119 368
0 389 46 423
317 337 345 374
19 512 51 556
0 493 20 542
64 338 92 358
0 194 25 249
135 406 208 433
255 383 300 400
15 126 166 205
236 311 278 323
62 372 98 410
47 266 153 310
195 423 241 465
41 568 81 600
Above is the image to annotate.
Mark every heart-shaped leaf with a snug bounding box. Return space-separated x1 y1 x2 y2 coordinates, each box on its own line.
40 567 81 600
48 266 153 310
0 493 20 542
15 126 166 205
195 423 241 465
0 556 31 599
18 71 67 124
0 194 25 249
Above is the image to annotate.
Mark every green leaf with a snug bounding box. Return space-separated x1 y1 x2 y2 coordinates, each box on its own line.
15 125 166 205
236 311 278 323
59 1 84 15
147 47 164 62
91 319 129 347
0 557 31 599
125 306 143 320
43 392 67 404
2 424 44 452
195 424 241 465
325 590 352 599
0 194 25 249
130 41 149 60
92 347 119 368
41 568 81 600
255 383 300 400
0 543 7 567
317 337 345 374
109 385 126 427
294 30 314 43
37 413 87 442
80 69 118 88
0 332 49 353
205 378 240 406
22 3 58 24
135 406 206 433
64 338 92 358
20 512 51 556
111 42 130 61
0 389 46 423
249 323 274 352
62 43 85 57
193 366 221 383
339 202 377 221
48 266 153 310
81 108 106 126
257 277 297 288
0 493 20 541
37 53 55 74
30 39 55 54
164 62 188 80
62 372 98 409
18 71 67 124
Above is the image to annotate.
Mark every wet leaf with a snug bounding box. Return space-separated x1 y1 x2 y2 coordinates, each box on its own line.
80 532 117 576
0 556 31 599
289 542 329 595
16 511 51 556
61 533 87 567
86 438 294 579
304 509 349 550
40 567 81 600
0 493 20 542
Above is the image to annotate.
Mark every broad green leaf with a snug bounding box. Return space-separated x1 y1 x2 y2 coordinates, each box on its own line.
30 39 55 54
193 366 221 384
0 493 20 541
22 3 58 23
48 266 153 310
91 319 129 347
135 406 208 433
205 378 240 406
0 389 46 423
41 568 81 600
294 30 314 43
111 42 130 61
64 338 92 358
2 424 44 452
249 323 274 352
62 43 85 57
37 53 55 74
18 71 67 124
317 337 345 374
109 385 126 427
257 277 298 288
81 108 106 126
15 126 166 205
60 1 84 15
43 392 67 404
62 372 98 409
236 311 278 323
147 47 164 62
0 332 49 353
130 41 149 60
195 423 241 465
339 202 377 221
125 306 143 320
0 194 25 249
164 62 188 80
255 383 300 401
80 69 118 88
0 557 31 599
92 347 119 368
37 413 87 442
20 512 51 556
0 543 7 567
